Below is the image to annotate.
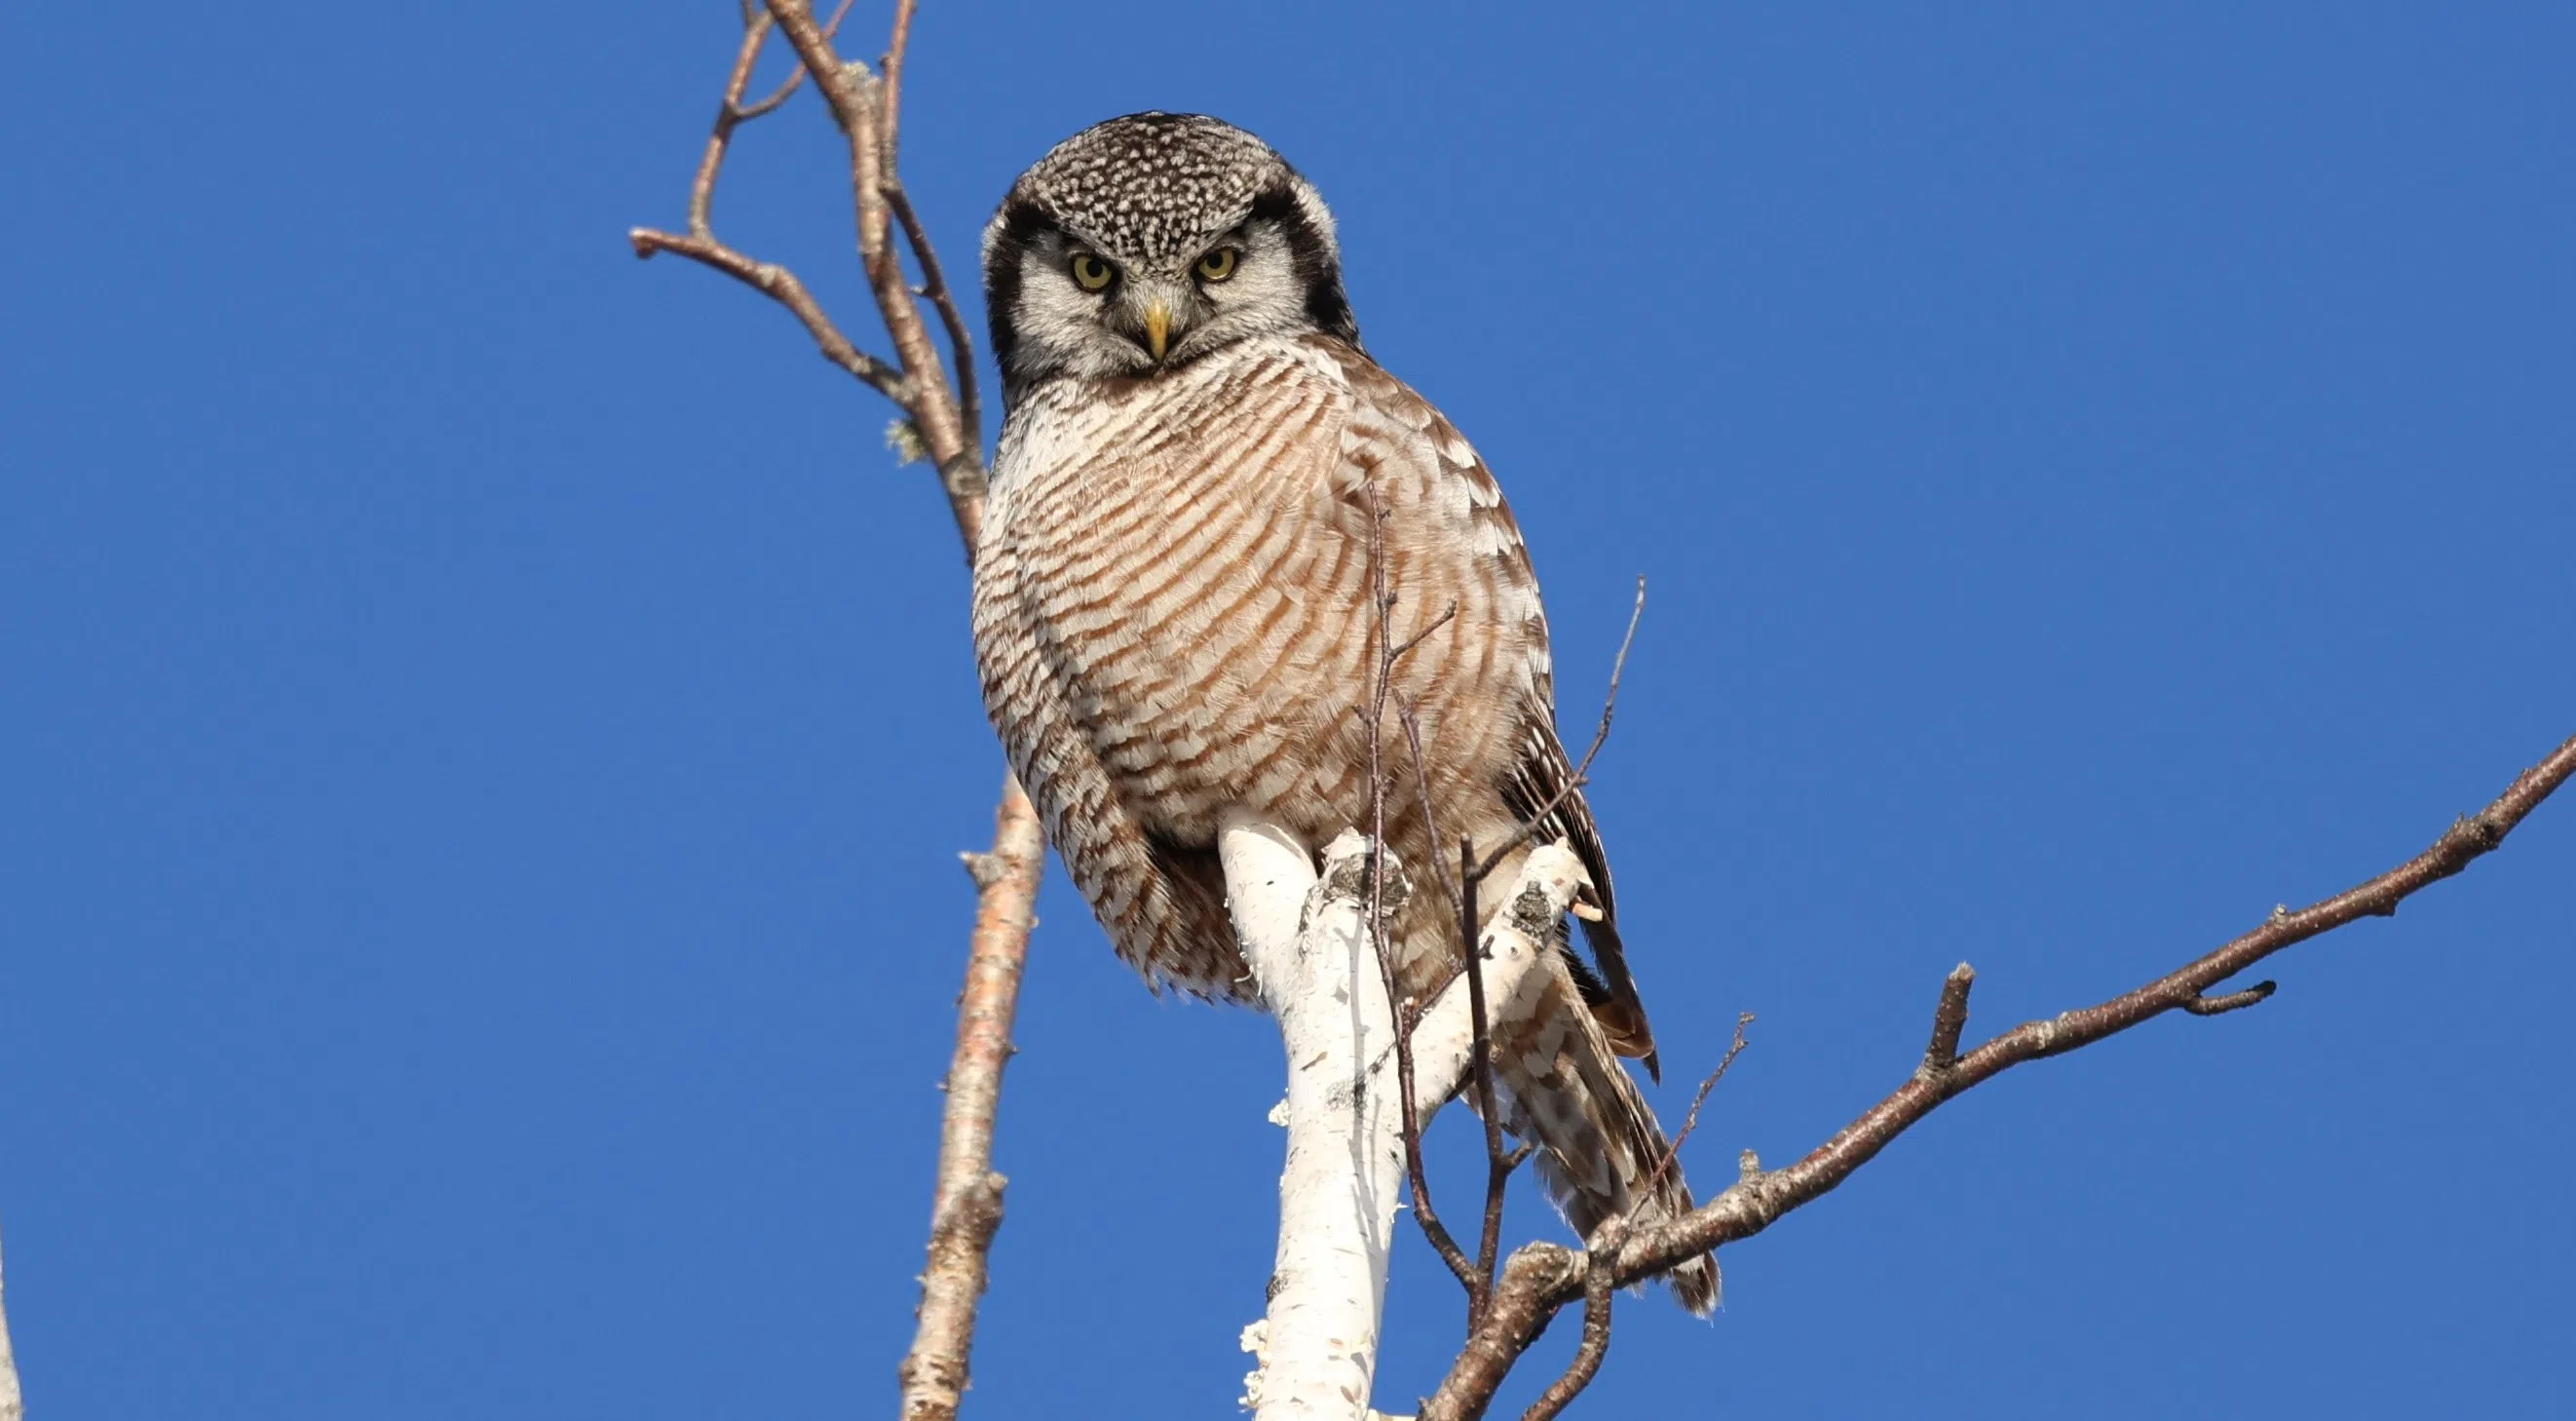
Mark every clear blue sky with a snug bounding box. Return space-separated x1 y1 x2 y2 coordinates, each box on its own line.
5 3 2570 1416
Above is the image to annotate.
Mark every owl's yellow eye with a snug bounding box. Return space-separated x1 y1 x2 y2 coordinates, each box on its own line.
1195 247 1239 283
1070 252 1117 291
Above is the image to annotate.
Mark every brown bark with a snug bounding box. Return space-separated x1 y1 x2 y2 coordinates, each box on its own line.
899 781 1043 1421
630 7 1038 1417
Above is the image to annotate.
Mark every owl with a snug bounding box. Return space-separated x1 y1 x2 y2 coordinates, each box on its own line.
971 113 1715 1313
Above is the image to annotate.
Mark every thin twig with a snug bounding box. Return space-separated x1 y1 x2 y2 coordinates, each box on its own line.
1397 701 1461 910
1450 579 1644 1328
686 12 777 237
1395 997 1479 1290
1640 1013 1753 1204
880 0 918 161
1390 671 1514 1326
627 230 911 401
1470 578 1646 885
1360 486 1400 1142
1358 484 1400 1046
1571 577 1648 785
1392 601 1460 663
1360 485 1479 1293
1420 730 2576 1421
1460 832 1510 1326
884 179 983 446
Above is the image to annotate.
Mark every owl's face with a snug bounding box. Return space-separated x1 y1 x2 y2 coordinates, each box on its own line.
983 113 1359 396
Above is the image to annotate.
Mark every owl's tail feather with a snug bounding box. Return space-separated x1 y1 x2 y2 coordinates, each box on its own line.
1483 972 1720 1316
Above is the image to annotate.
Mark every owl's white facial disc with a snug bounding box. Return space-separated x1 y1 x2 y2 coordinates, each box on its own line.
983 113 1359 397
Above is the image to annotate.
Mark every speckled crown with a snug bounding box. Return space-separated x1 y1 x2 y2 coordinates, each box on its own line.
1011 113 1287 262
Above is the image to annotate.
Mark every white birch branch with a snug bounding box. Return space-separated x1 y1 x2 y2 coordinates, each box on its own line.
1219 816 1588 1421
0 1223 22 1421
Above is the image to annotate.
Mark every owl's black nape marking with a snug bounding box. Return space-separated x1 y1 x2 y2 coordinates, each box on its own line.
1244 184 1357 348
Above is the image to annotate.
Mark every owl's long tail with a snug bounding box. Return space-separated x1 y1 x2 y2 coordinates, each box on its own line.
1479 965 1720 1316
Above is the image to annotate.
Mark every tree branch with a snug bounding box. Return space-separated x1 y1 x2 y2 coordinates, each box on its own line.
1517 1217 1623 1421
0 1223 21 1421
883 179 983 448
1458 831 1510 1324
1226 822 1583 1420
1355 486 1479 1299
627 6 913 403
764 0 978 544
626 230 911 402
1420 730 2576 1421
633 9 1032 1419
897 779 1043 1421
1643 1012 1753 1205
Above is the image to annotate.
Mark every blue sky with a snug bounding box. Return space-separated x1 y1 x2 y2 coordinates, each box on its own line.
5 3 2571 1416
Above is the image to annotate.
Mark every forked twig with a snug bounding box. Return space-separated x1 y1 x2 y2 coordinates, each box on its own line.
1519 1217 1626 1421
628 5 912 405
738 0 853 118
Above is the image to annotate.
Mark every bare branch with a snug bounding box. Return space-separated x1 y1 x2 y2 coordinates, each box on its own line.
1460 833 1511 1325
765 0 979 523
1421 731 2576 1421
883 180 984 448
627 230 911 401
688 13 776 236
1395 996 1480 1292
1519 1217 1624 1421
628 3 923 412
1470 578 1645 885
634 10 1031 1417
897 779 1044 1421
880 0 919 160
1392 600 1460 664
1355 486 1482 1300
1396 702 1460 909
737 0 853 118
1641 1012 1753 1204
1571 576 1647 787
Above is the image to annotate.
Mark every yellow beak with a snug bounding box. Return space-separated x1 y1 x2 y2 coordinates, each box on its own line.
1143 300 1171 362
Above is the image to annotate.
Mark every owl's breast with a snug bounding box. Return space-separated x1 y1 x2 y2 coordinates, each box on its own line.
977 340 1540 852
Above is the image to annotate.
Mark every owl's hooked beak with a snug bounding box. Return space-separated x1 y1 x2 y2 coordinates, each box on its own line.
1142 299 1173 362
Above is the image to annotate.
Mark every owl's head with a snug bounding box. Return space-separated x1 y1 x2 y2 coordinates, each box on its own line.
983 113 1359 396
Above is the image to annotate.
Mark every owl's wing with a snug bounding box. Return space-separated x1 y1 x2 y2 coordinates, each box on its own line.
971 510 1246 1001
1333 345 1662 1074
1502 721 1660 1077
